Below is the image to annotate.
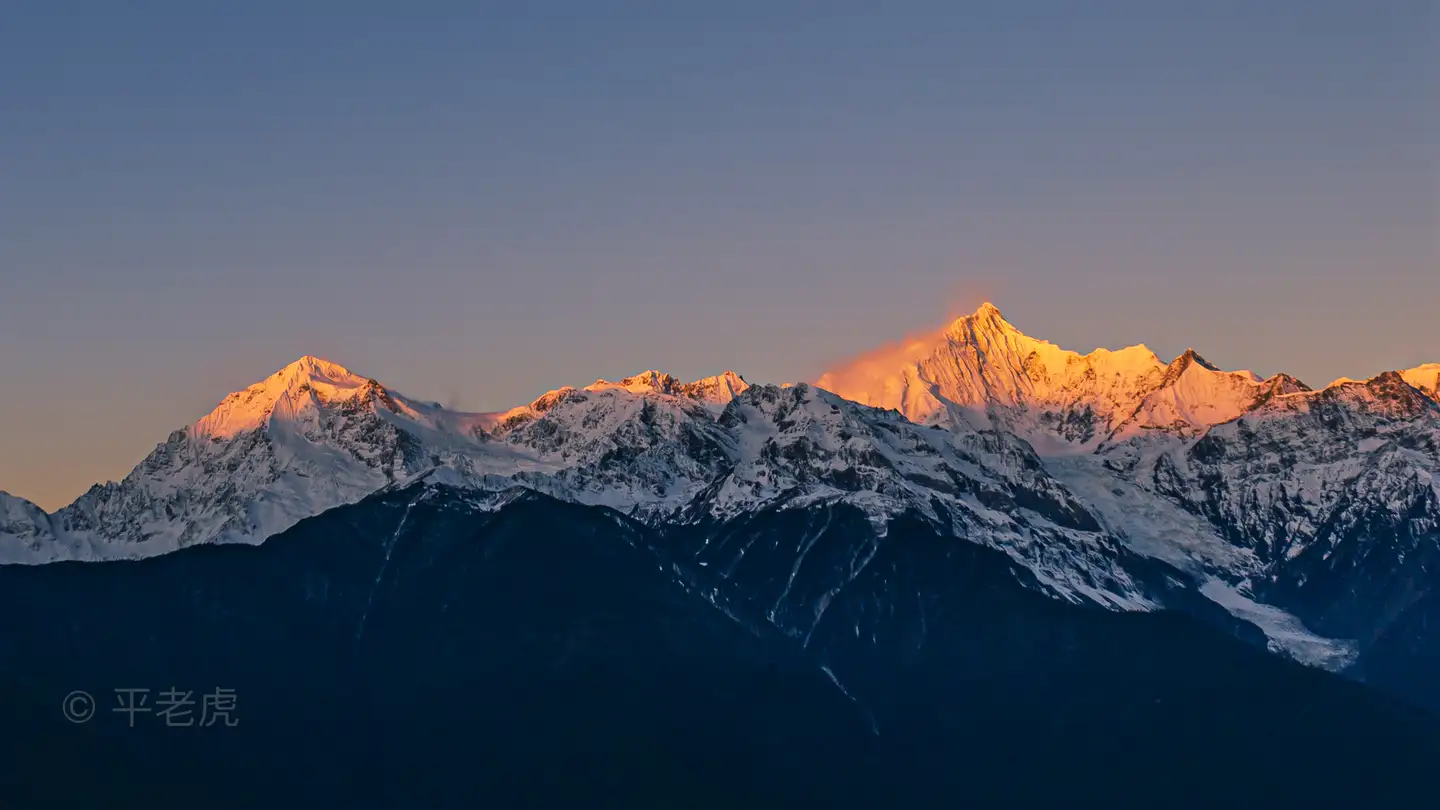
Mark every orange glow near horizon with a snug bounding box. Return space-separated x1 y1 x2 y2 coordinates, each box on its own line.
811 275 1005 387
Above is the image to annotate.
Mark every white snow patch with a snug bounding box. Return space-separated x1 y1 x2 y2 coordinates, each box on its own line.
1043 453 1261 578
1199 580 1358 671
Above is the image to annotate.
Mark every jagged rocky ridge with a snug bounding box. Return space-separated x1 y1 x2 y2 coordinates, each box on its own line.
3 303 1437 697
1 355 1199 614
0 360 750 562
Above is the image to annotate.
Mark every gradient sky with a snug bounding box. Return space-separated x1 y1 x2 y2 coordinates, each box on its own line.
2 1 1436 510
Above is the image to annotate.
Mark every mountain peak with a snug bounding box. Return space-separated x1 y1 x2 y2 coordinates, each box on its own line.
1264 372 1311 394
587 370 681 395
290 354 347 371
194 355 375 439
620 370 679 390
1171 348 1220 372
1359 370 1440 413
1152 349 1236 391
1400 363 1440 401
944 301 1017 338
687 370 747 388
818 303 1175 436
579 369 750 411
274 355 357 381
676 371 751 411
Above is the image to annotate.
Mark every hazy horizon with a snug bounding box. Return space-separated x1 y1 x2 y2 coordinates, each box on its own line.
3 1 1436 510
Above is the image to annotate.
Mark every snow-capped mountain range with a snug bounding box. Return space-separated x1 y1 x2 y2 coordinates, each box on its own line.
0 353 1160 611
0 358 749 562
818 304 1440 669
3 303 1437 675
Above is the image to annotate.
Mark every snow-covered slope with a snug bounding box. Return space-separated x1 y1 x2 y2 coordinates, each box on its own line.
497 377 1174 607
700 384 1163 608
1402 363 1440 402
816 303 1440 669
0 356 1160 608
0 357 522 562
580 369 750 414
1150 372 1440 644
0 359 760 563
814 303 1284 446
0 492 72 558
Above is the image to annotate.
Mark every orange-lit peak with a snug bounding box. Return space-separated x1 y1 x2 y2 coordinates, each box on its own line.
271 355 358 384
948 301 1009 328
1401 364 1440 400
193 355 373 439
584 370 750 403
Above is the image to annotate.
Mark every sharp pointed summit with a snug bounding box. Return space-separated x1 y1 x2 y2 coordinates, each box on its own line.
970 300 1006 322
818 303 1173 441
1168 348 1221 373
280 354 356 379
943 301 1017 337
195 355 375 440
814 303 1373 446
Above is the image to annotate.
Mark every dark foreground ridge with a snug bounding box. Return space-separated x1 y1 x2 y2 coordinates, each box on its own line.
1 484 1436 809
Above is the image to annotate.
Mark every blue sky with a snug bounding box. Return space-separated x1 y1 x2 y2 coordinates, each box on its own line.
2 1 1436 508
